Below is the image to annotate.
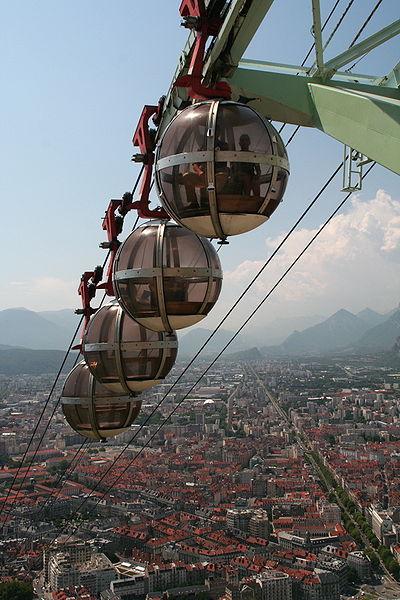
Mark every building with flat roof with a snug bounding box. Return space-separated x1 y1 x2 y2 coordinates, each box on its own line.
48 551 115 595
347 551 371 580
256 570 292 600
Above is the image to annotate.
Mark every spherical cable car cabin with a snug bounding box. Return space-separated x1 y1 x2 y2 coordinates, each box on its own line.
61 361 142 441
82 302 178 394
155 100 290 240
113 221 222 332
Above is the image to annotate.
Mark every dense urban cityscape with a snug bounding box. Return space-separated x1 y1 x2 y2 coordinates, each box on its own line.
1 351 400 600
2 3 399 600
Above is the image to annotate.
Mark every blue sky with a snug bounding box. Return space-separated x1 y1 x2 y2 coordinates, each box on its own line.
1 0 399 318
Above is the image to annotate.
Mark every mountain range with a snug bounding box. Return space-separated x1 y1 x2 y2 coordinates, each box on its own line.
0 306 398 373
182 307 400 358
258 308 393 356
0 308 79 350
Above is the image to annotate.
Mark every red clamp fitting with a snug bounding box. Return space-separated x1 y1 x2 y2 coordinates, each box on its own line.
74 269 103 348
130 105 170 220
96 200 124 297
174 0 231 99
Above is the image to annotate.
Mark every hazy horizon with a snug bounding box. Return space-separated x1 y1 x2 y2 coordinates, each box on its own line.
3 190 399 343
2 1 399 328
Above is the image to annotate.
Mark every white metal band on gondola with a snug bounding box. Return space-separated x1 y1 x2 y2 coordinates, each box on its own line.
156 152 289 170
113 221 223 333
114 267 222 278
155 99 290 240
82 302 178 394
61 361 142 441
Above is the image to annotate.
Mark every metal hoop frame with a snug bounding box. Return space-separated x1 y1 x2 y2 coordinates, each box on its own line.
62 365 142 441
113 221 223 333
83 303 178 391
155 100 290 239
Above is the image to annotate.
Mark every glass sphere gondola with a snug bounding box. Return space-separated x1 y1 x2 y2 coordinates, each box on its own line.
82 302 178 394
61 361 142 441
113 221 223 332
155 99 290 240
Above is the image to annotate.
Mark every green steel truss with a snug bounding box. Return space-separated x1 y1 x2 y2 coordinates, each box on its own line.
159 0 400 175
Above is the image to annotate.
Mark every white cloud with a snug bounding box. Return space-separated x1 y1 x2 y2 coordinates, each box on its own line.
2 190 400 326
219 190 400 324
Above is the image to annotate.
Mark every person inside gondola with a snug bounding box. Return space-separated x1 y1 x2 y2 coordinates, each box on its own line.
182 128 229 209
232 133 261 196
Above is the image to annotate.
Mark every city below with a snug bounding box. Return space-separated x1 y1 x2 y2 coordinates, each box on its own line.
1 351 400 600
3 1 399 600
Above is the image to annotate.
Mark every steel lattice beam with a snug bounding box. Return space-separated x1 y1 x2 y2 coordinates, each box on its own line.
321 19 400 79
157 0 399 175
157 0 276 136
231 62 400 174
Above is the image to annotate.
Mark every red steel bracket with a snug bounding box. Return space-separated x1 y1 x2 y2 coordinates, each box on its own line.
174 0 231 99
131 105 170 220
74 100 170 342
95 103 170 302
74 269 102 348
96 200 124 297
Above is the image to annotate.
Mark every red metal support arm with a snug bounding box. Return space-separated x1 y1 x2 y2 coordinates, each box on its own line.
174 0 231 99
130 105 170 220
75 100 170 340
96 199 124 297
74 269 103 348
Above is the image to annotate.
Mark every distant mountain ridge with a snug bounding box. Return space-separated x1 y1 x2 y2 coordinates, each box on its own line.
39 308 79 332
0 307 398 368
262 308 400 356
0 308 76 350
354 310 400 351
356 308 387 328
270 309 371 355
0 347 77 375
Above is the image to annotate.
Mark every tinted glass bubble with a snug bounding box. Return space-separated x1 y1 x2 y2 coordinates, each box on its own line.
61 361 142 441
155 100 289 239
113 221 222 332
82 303 178 395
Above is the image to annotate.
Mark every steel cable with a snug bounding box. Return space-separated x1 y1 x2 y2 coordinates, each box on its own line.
349 0 384 47
0 316 83 522
3 165 146 523
44 159 352 545
279 0 354 134
35 439 89 521
51 162 375 546
1 283 112 526
26 209 144 521
346 0 385 71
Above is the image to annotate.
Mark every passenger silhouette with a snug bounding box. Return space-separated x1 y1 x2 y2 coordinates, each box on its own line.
182 127 229 209
232 134 261 196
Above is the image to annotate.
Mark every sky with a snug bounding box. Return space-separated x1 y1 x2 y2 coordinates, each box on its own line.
1 0 399 335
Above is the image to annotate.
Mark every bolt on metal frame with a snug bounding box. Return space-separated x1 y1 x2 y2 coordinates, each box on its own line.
155 99 290 240
61 362 142 441
113 221 223 333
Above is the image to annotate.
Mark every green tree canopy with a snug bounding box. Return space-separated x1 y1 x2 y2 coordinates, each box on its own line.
0 580 33 600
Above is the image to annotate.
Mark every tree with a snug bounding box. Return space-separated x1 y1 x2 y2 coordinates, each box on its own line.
366 549 379 569
347 567 360 584
48 459 69 476
0 580 33 600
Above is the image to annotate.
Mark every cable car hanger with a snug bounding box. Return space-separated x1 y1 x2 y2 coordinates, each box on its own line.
74 100 171 346
175 0 231 100
72 0 239 342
